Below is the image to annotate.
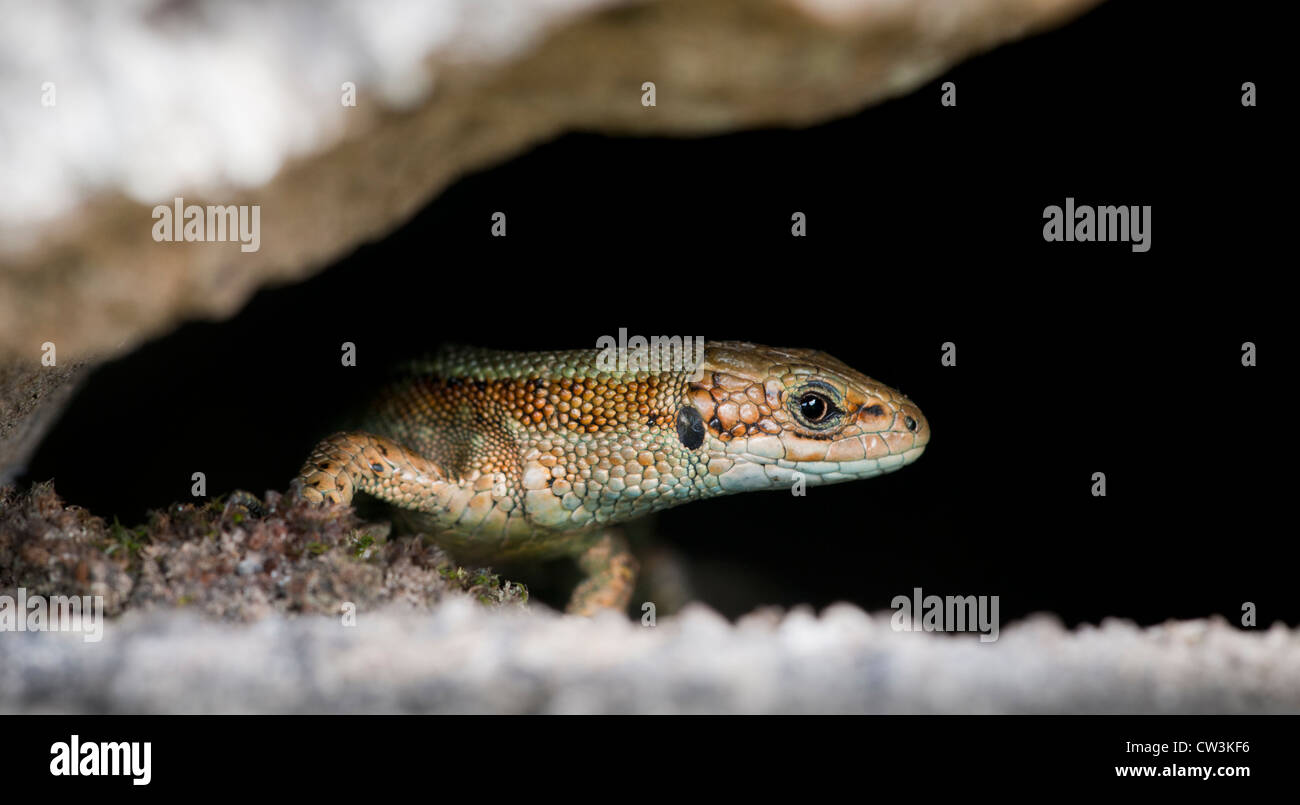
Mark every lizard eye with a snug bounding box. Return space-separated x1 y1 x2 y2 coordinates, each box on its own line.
799 392 831 423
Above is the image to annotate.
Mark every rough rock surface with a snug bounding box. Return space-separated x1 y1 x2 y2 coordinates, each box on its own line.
0 0 1103 479
0 482 529 621
0 359 87 484
3 603 1295 714
3 483 1295 714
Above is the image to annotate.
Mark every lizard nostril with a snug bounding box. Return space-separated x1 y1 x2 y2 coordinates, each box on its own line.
904 416 918 433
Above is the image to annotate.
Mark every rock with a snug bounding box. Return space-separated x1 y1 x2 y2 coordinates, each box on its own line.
2 603 1296 713
0 482 529 620
0 0 1101 480
0 357 87 484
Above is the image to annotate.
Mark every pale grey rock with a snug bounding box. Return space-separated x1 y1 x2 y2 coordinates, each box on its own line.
2 603 1295 714
0 0 1102 477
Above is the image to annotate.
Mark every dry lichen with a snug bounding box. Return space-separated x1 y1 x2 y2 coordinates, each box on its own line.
0 481 528 620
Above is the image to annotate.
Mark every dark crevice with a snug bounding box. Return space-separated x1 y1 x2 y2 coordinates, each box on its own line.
18 0 1287 625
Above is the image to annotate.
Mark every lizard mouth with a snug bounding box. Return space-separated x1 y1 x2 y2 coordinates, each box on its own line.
713 438 927 493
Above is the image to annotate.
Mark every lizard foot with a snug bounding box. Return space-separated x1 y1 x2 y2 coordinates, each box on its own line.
566 530 639 616
292 431 447 509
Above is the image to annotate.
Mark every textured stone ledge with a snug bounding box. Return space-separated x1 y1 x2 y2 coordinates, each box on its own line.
0 0 1103 478
2 603 1293 714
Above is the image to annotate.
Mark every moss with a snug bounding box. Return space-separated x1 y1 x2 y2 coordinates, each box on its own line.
103 516 149 564
0 483 530 621
351 533 376 559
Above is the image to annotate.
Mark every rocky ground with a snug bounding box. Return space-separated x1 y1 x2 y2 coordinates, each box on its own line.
0 482 528 621
5 599 1298 714
2 482 1298 714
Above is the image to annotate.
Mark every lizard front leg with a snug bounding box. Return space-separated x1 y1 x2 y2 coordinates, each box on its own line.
296 433 639 617
567 530 639 616
292 432 449 509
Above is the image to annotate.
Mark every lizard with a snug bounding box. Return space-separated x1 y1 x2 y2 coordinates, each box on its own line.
290 341 930 615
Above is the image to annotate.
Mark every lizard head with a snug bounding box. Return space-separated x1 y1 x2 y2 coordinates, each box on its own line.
683 341 930 493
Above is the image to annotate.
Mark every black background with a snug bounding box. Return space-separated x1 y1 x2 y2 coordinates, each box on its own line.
0 714 1282 792
21 1 1288 626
